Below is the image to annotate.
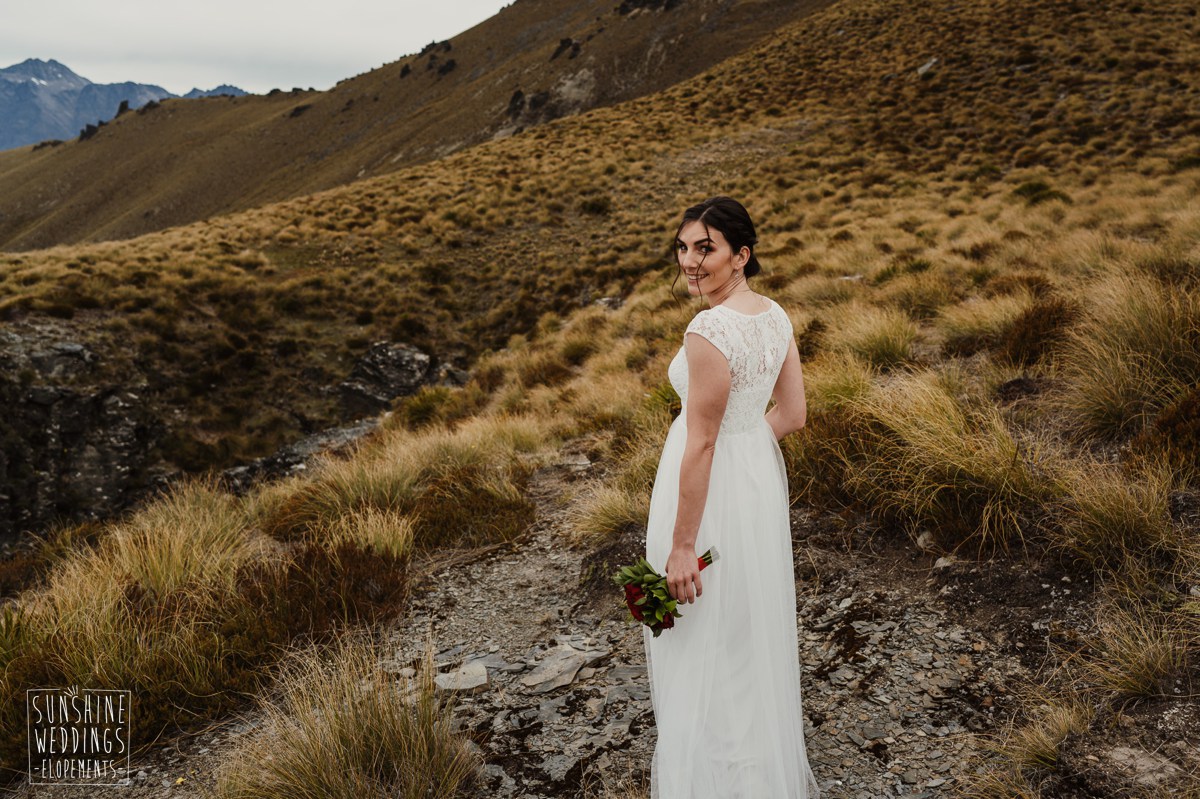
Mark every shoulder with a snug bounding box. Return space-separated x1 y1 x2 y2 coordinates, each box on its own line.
685 307 720 334
770 297 793 327
684 309 733 360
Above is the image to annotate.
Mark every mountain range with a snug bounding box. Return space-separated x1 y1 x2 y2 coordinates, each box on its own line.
0 58 246 151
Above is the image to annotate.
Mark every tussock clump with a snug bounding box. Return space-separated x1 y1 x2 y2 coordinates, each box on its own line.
1058 269 1200 439
960 695 1094 797
996 294 1080 366
1011 180 1072 206
211 632 479 799
1052 458 1179 572
568 483 650 547
1079 598 1194 698
842 370 1053 548
1127 384 1200 479
260 415 548 550
937 292 1034 358
984 269 1055 298
518 350 575 389
876 271 959 320
824 303 918 369
801 351 874 412
392 384 487 430
795 317 826 360
781 408 864 510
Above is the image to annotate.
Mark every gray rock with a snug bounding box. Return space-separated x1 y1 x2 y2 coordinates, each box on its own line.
337 340 434 419
1104 745 1183 786
520 636 610 694
219 417 380 494
435 661 489 694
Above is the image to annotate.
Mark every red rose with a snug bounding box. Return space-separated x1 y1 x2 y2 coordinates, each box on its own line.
659 612 675 630
624 584 646 621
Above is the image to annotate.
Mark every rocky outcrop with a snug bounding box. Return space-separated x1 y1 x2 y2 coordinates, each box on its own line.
337 341 439 420
0 324 444 542
218 417 382 496
0 328 161 542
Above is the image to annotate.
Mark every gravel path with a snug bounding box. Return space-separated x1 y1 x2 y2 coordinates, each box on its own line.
386 444 1033 798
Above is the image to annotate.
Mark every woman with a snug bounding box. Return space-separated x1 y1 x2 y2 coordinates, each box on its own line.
642 196 820 798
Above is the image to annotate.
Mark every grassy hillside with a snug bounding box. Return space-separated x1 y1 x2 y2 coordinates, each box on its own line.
0 0 832 252
2 0 1195 480
2 0 1200 792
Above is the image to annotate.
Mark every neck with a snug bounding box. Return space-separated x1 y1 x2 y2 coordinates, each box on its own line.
704 273 751 307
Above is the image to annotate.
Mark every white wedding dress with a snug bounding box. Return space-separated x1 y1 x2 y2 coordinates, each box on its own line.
643 297 820 799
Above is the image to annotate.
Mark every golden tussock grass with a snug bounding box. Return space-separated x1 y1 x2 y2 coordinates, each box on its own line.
211 630 479 799
822 302 919 369
1078 598 1195 699
17 478 260 682
959 694 1094 797
1051 457 1181 573
840 369 1053 548
261 413 552 550
797 351 874 413
936 291 1036 357
1056 267 1200 438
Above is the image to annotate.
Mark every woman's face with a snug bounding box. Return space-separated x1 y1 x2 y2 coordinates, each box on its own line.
676 219 747 297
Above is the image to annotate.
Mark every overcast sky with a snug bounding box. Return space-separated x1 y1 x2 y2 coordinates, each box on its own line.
0 0 511 96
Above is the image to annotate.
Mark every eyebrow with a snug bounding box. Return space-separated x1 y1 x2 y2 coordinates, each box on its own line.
676 236 715 246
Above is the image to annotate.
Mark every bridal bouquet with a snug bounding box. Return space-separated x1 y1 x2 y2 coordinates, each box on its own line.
612 547 720 637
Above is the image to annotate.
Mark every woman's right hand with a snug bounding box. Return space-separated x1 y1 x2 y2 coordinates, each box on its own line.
666 544 703 604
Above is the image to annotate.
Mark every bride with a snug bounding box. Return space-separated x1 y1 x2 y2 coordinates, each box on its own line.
642 196 821 797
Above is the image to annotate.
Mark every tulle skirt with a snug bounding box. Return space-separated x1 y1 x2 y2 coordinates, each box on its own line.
643 414 820 799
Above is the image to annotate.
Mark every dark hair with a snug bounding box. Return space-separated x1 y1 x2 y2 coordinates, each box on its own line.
672 196 761 282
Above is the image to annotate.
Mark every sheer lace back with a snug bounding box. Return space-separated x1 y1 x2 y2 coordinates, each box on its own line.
668 298 792 435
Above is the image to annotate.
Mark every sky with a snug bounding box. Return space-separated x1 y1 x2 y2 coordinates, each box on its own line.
0 0 511 96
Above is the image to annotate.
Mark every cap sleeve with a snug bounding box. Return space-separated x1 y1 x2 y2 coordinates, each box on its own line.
685 310 733 362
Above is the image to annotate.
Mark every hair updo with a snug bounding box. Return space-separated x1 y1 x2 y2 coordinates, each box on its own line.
674 196 761 277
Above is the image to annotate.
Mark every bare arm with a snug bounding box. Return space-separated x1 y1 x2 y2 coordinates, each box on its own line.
666 331 730 605
764 335 807 441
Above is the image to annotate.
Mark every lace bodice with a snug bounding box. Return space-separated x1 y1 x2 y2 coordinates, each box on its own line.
667 298 792 435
